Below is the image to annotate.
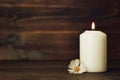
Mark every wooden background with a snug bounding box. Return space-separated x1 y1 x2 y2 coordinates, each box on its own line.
0 0 120 61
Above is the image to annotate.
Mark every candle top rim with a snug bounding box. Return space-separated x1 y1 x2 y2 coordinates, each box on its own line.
81 30 107 36
85 30 101 32
84 30 105 33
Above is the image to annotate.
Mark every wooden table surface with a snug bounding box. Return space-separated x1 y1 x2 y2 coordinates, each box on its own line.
0 61 120 80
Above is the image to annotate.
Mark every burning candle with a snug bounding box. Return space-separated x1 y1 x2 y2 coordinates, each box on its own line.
79 22 107 72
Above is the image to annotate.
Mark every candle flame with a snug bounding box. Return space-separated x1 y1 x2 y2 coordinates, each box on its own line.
91 22 95 30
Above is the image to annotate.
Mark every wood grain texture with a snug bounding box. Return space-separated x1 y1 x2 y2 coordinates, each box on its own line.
0 61 119 80
0 0 119 60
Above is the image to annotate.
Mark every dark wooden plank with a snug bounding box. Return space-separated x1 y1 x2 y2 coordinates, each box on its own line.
0 61 119 80
74 0 120 8
0 7 118 22
0 0 74 8
0 31 79 60
107 33 120 60
0 19 88 31
0 46 78 60
89 16 120 35
0 0 119 61
0 0 119 8
0 7 89 18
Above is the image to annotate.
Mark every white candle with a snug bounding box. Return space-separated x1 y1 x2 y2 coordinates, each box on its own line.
79 22 107 72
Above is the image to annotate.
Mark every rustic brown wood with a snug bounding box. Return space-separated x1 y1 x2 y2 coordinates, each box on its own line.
0 31 79 60
0 0 74 7
0 20 88 31
0 0 119 7
0 0 119 60
0 61 119 80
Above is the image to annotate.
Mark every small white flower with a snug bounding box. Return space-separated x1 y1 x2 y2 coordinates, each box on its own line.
68 59 87 74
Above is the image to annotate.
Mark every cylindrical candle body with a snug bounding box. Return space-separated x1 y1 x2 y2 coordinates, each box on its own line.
80 30 107 72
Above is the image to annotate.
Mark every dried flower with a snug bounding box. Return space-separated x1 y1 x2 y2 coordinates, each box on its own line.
68 59 86 74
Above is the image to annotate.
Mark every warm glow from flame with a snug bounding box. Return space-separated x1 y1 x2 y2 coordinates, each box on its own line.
91 22 95 30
